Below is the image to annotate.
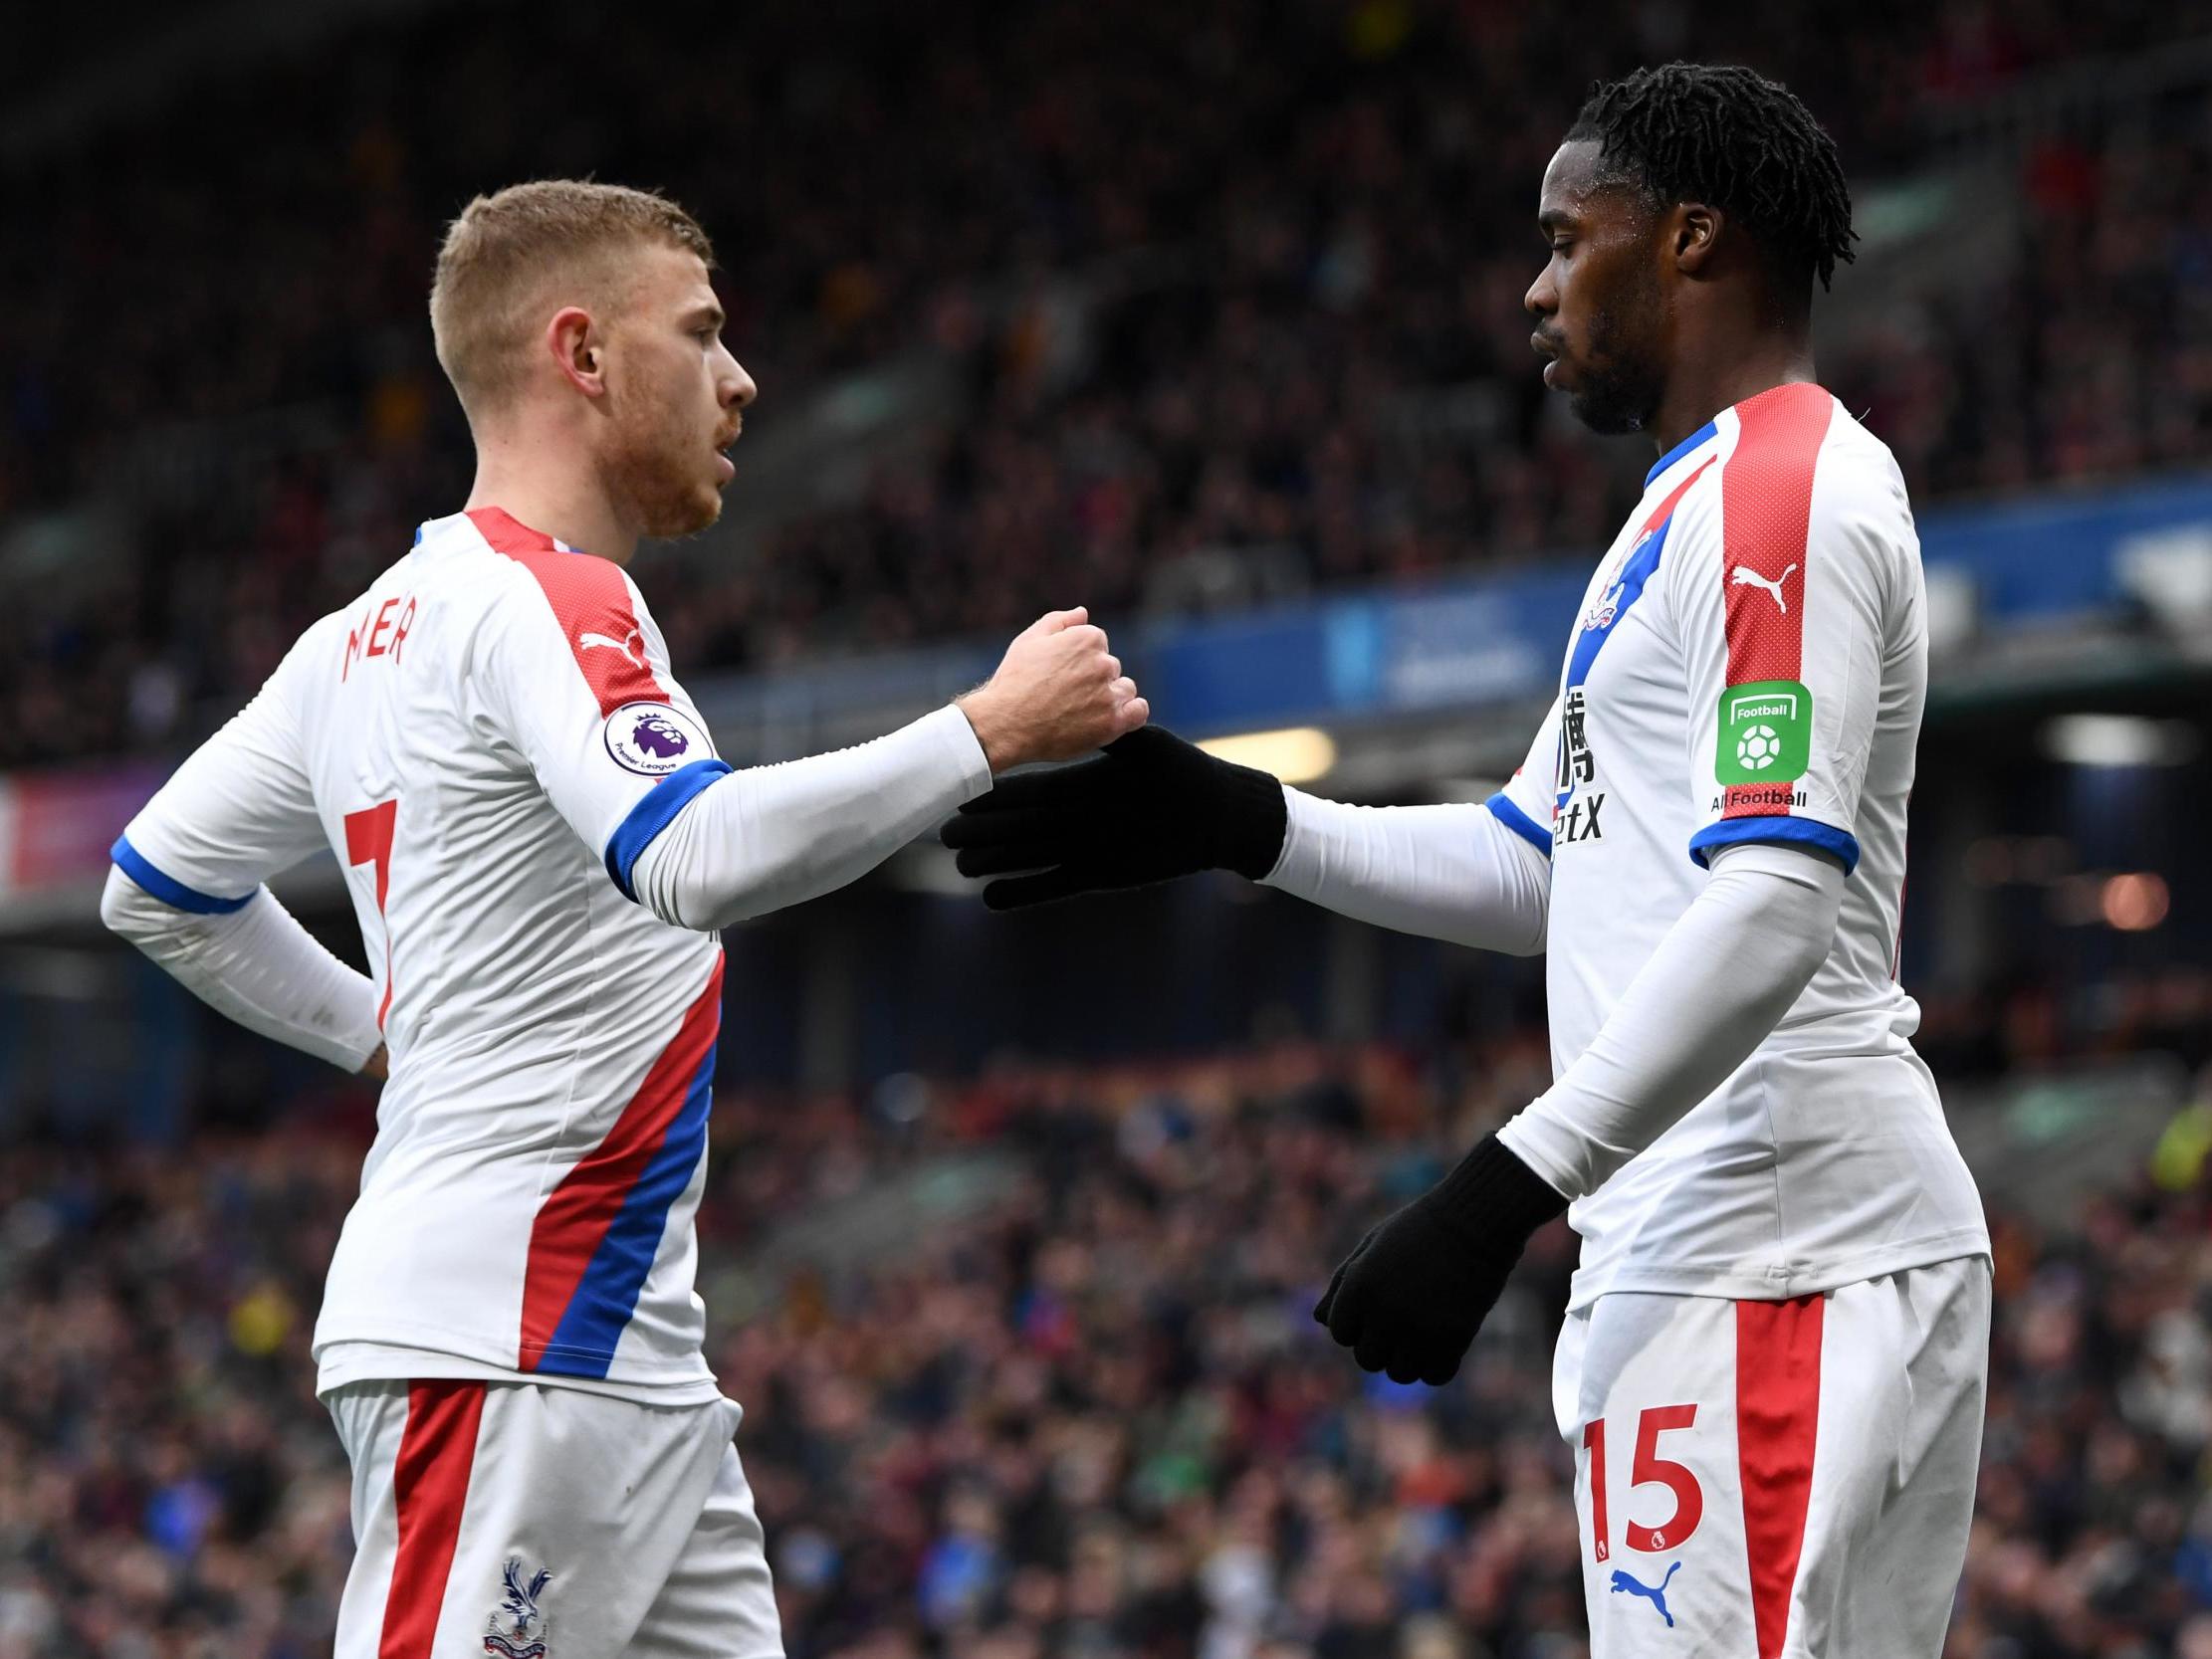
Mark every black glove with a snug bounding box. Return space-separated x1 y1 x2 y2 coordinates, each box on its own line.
1314 1135 1568 1385
940 726 1289 910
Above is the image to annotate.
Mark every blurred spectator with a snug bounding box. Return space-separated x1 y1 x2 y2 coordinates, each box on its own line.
3 0 2210 763
0 1008 2207 1655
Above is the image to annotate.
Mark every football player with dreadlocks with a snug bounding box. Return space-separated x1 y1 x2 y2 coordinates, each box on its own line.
946 64 1990 1655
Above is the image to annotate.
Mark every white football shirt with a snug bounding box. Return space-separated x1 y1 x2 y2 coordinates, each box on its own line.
1488 383 1988 1309
116 508 750 1401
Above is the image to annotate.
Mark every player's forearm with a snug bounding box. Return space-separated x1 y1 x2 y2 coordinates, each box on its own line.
1496 841 1842 1199
1259 790 1550 955
100 867 385 1072
631 703 993 931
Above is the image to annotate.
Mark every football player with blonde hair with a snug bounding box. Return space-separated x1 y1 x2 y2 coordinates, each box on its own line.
106 179 1146 1656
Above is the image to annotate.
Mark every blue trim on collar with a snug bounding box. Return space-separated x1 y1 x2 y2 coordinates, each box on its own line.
1646 420 1719 489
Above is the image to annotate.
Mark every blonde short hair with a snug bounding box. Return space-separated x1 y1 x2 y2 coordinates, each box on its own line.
430 179 715 417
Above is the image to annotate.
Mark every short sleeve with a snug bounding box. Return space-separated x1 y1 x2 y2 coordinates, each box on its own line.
1670 389 1895 877
113 627 332 910
475 550 728 900
1484 696 1560 861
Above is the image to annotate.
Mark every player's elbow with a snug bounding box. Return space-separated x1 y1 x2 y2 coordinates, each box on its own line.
1484 835 1553 957
101 864 174 943
1497 923 1548 959
627 827 764 934
1469 902 1548 957
1499 881 1551 957
627 784 838 933
1750 873 1843 1004
1780 901 1841 995
640 868 755 934
659 849 813 933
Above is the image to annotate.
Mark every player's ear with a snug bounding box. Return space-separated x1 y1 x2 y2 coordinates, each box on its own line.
546 306 607 399
1673 202 1720 277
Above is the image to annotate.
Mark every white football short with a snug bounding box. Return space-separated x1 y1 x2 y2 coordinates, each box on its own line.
326 1379 782 1659
1552 1254 1990 1658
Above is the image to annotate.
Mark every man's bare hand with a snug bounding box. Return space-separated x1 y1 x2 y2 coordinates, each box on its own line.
957 607 1149 772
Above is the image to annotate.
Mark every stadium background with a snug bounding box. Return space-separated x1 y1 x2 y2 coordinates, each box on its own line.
3 1 2211 1654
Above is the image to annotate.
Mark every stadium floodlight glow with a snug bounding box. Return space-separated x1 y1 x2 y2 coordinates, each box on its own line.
2042 715 2199 768
1196 727 1338 784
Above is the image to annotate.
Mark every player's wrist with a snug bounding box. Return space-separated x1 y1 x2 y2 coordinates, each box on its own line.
954 690 1022 773
1111 728 1288 879
1201 752 1290 880
1427 1134 1569 1262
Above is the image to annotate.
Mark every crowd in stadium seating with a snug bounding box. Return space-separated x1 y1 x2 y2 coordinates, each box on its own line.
0 1011 2207 1657
2 0 2208 764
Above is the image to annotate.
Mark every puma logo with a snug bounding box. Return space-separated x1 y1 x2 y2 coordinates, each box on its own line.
1729 563 1797 613
578 629 647 669
1609 1561 1681 1628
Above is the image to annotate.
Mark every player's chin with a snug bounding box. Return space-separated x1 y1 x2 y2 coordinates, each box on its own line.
642 485 724 540
1568 393 1648 437
682 487 725 534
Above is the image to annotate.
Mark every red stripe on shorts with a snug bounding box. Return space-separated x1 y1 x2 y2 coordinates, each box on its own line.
1736 1294 1825 1659
378 1380 488 1659
1719 382 1832 818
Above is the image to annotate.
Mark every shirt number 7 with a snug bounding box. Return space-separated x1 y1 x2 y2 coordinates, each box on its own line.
343 799 398 1031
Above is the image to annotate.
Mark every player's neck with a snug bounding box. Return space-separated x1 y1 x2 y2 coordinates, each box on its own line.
464 443 638 566
1650 334 1817 458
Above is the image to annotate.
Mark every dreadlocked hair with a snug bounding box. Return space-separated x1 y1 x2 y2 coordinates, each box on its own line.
1566 63 1858 292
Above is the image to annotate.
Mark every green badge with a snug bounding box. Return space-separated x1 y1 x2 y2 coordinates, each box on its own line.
1716 680 1813 783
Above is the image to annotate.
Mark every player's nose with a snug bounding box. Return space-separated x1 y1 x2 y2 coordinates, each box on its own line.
1524 268 1557 317
720 351 758 410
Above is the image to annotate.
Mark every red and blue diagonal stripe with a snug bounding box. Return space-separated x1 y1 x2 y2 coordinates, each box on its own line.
1553 456 1716 817
517 955 724 1376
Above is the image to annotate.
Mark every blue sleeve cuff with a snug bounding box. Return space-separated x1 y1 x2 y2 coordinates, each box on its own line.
110 836 254 915
1688 815 1861 877
1485 792 1553 860
603 759 734 901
